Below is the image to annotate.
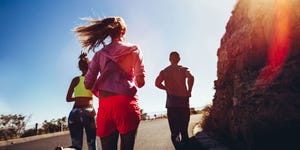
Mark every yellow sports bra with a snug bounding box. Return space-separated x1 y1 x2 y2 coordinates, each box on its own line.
74 76 93 98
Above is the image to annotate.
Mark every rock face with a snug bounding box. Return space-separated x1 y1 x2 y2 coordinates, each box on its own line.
207 0 300 149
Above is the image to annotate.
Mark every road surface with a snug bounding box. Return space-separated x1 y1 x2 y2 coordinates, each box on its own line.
0 114 201 150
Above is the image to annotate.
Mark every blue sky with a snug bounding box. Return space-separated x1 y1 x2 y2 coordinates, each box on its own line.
0 0 236 126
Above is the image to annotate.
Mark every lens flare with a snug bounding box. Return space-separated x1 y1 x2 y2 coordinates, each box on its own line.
255 0 291 89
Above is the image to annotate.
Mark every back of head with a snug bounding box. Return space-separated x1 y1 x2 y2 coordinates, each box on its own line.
74 16 127 52
78 53 89 72
169 51 180 64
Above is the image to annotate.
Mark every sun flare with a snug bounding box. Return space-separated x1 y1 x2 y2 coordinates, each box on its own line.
255 0 291 88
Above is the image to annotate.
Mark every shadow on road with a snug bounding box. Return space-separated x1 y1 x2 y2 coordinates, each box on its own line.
181 136 208 150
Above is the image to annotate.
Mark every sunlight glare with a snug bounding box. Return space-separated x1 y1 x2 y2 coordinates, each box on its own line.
255 0 291 89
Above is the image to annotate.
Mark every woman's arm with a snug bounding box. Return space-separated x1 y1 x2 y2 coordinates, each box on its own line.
85 54 100 90
135 75 145 88
66 77 79 102
133 46 146 87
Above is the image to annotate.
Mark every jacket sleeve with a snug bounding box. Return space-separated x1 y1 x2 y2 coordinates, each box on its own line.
84 53 100 90
133 45 145 77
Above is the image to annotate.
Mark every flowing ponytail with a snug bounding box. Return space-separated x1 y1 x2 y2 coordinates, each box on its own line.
74 17 126 53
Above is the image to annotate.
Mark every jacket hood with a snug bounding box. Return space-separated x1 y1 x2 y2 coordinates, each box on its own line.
100 41 138 62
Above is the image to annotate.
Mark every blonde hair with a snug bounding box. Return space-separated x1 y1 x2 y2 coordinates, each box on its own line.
74 17 126 52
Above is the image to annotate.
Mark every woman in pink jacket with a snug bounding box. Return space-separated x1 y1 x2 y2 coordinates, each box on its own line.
74 17 145 150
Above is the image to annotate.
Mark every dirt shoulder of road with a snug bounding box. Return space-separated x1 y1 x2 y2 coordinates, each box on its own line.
0 131 70 147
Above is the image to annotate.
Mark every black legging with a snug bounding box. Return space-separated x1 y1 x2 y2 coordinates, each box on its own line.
100 129 137 150
167 108 190 149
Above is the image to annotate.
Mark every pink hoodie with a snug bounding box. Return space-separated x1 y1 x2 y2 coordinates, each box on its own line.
85 41 145 97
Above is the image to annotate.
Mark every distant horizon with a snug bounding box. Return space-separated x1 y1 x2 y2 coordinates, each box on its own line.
24 105 207 129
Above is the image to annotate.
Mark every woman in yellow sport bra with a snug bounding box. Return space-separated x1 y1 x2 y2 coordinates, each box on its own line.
66 53 97 150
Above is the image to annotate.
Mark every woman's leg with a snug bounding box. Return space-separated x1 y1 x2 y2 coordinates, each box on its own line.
100 130 119 150
83 114 97 150
68 109 83 150
120 129 137 150
113 95 140 150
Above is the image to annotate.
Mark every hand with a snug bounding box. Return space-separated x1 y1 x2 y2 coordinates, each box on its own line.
135 75 145 88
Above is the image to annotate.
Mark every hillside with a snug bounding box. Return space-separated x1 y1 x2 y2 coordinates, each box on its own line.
205 0 300 149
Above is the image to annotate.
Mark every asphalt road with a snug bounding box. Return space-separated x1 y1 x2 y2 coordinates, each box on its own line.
0 114 201 150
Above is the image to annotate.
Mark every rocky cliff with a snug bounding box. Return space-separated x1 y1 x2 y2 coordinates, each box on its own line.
206 0 300 149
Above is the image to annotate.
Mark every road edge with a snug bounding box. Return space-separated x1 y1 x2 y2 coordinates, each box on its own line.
0 131 70 147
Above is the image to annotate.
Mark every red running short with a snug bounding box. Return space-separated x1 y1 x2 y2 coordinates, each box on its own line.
96 95 141 137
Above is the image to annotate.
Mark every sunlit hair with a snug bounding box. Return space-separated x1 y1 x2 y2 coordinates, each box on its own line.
74 17 126 52
78 53 89 71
